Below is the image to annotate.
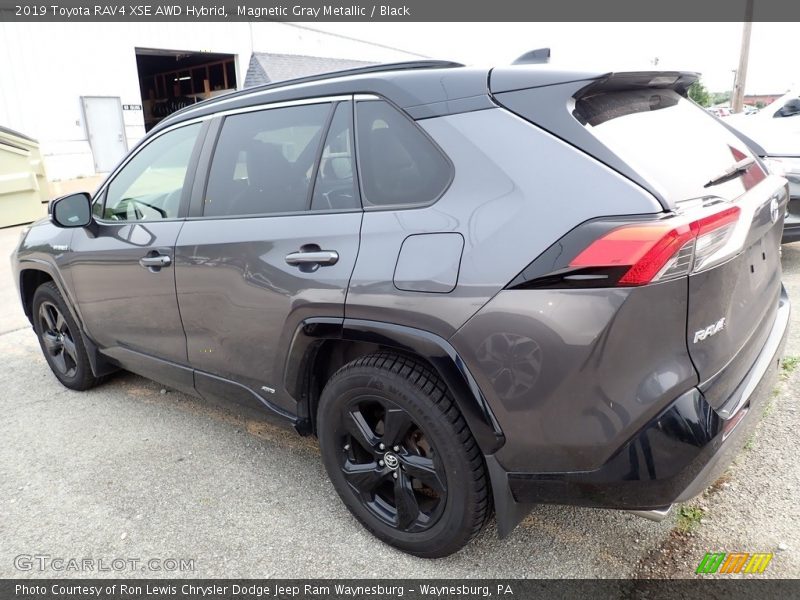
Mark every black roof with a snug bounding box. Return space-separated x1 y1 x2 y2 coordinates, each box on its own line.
153 60 489 132
150 60 615 134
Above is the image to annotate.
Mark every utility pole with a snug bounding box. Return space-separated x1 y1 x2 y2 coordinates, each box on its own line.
731 0 754 113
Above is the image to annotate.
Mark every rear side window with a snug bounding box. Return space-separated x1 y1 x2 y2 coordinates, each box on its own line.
204 103 331 217
574 89 763 202
356 100 452 208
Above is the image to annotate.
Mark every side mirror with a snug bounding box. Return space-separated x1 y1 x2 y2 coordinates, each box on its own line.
50 192 92 228
777 98 800 118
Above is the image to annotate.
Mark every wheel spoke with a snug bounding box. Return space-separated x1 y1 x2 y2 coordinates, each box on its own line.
400 454 445 492
393 470 420 530
341 460 384 494
382 408 412 446
345 410 380 451
62 335 78 364
40 305 56 331
54 311 66 333
51 350 67 374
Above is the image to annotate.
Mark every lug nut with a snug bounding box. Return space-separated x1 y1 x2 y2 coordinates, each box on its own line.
393 446 400 452
379 460 385 466
379 443 385 450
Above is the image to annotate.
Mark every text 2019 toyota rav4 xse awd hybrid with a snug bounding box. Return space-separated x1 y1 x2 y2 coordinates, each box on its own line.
12 61 791 557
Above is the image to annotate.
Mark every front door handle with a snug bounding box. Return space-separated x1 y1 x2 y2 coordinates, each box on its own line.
139 252 172 271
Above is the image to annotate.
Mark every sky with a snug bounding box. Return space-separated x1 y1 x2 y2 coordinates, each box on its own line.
306 22 798 95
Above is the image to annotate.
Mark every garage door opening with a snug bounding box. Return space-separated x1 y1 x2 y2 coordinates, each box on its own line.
135 48 237 131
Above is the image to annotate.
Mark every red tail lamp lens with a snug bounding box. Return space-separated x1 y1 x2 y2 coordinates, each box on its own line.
569 206 741 286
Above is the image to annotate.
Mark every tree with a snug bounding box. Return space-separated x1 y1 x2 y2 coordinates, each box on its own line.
688 80 711 107
711 91 732 106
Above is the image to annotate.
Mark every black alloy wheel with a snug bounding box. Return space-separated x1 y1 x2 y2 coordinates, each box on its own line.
337 395 447 533
32 282 100 391
318 353 491 558
38 300 79 378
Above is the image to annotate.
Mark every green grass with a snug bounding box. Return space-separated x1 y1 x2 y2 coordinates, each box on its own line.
676 505 705 532
763 398 776 418
744 434 756 451
781 355 800 375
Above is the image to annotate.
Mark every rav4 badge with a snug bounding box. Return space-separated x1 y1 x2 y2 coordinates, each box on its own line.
694 318 726 343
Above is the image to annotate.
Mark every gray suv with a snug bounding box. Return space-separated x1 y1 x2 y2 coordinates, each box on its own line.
11 61 791 557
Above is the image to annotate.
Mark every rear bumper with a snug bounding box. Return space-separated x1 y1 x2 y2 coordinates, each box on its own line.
488 285 790 534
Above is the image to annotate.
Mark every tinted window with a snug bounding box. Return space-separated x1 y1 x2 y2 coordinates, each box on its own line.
356 100 451 207
311 102 358 211
575 89 763 201
104 123 201 221
204 103 331 217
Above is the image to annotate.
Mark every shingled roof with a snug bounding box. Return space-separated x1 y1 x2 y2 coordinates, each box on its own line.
244 52 375 88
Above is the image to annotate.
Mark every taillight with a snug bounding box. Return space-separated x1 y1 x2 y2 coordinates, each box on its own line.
691 206 740 272
570 222 695 285
569 205 741 286
507 203 744 291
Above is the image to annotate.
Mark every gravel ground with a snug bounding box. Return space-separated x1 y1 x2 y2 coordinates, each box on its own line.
1 224 799 578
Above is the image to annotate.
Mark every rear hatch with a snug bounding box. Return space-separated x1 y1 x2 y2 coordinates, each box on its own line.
492 70 788 409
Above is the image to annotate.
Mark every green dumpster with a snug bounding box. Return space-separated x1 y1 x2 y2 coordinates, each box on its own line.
0 126 49 227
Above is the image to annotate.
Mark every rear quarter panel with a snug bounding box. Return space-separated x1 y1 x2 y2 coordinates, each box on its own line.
345 107 664 338
450 280 699 473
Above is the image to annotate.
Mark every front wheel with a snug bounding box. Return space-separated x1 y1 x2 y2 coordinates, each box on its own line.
317 353 491 557
32 282 100 391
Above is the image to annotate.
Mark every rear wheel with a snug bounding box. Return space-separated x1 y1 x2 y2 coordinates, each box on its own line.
317 353 491 557
32 282 100 391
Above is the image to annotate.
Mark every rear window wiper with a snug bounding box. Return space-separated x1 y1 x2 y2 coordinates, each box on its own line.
703 156 756 188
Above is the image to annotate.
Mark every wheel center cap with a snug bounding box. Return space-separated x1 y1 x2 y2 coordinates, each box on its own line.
383 452 400 470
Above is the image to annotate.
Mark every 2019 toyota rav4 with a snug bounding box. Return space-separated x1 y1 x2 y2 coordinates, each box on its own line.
11 61 791 557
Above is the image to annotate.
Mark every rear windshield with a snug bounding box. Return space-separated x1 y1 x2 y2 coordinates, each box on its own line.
574 89 765 202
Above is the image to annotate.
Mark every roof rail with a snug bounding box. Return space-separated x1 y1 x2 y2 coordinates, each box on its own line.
164 59 464 122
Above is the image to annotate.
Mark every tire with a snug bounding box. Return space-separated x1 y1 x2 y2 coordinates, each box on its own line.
317 352 491 557
32 281 100 391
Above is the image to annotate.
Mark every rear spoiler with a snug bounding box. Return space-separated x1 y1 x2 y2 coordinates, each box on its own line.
489 67 699 96
575 71 700 98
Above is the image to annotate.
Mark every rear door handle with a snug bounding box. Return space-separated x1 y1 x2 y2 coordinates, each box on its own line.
285 249 339 267
139 252 172 270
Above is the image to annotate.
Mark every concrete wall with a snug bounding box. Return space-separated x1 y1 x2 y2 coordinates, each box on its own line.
0 22 416 183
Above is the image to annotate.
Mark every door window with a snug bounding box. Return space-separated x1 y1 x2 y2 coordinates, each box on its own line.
311 102 359 211
103 123 201 221
204 103 332 217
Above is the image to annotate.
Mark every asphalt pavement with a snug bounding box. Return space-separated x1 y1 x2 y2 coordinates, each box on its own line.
1 224 799 578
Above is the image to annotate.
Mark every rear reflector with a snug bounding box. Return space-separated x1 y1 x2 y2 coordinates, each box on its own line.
722 406 749 440
568 204 741 286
